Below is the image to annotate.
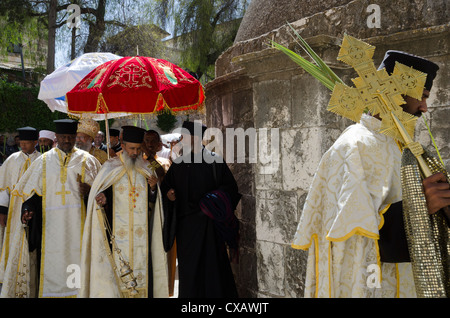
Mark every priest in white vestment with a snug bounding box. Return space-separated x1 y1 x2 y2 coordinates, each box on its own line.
80 126 168 298
0 119 101 298
0 127 41 258
292 51 447 297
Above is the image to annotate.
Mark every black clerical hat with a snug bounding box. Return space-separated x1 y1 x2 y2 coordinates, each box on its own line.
54 119 78 135
17 126 38 141
109 128 120 137
122 126 146 143
182 121 207 137
378 50 439 91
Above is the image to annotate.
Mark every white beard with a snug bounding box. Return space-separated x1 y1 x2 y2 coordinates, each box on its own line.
77 141 92 152
121 150 147 174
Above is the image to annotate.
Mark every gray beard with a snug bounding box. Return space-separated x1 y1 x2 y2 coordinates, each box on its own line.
121 150 137 169
77 142 92 152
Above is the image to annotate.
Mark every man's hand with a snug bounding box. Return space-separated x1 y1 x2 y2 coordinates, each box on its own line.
167 189 176 201
21 209 34 225
79 182 91 198
148 175 158 191
77 174 91 197
95 193 107 207
0 214 7 227
422 172 450 214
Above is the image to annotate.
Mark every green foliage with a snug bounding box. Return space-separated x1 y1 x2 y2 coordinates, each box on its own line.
156 109 177 133
0 11 48 69
0 76 69 133
151 0 248 80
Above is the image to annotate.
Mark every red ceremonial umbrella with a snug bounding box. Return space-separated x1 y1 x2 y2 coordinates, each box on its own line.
66 56 205 117
66 56 205 158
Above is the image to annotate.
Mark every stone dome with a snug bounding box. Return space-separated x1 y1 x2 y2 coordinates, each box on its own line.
235 0 353 43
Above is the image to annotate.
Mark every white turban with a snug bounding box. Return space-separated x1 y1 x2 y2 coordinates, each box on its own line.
39 130 56 141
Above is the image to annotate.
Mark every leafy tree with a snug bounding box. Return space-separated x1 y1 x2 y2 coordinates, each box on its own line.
1 0 146 74
0 1 49 72
151 0 249 81
100 24 167 58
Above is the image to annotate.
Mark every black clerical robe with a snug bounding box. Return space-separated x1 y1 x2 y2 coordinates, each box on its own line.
160 148 241 298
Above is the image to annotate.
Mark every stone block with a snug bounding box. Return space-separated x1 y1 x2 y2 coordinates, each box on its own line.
238 218 256 250
256 241 285 296
254 79 291 128
281 127 343 191
236 247 258 297
222 93 234 126
291 78 336 128
256 190 298 244
285 246 308 298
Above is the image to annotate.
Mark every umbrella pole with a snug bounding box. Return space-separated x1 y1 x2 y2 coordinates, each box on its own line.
105 113 110 159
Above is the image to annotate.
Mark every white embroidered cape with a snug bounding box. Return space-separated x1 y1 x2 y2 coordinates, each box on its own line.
292 114 416 298
79 154 168 298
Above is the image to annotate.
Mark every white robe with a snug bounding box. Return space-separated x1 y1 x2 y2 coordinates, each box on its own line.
292 114 417 298
0 147 100 298
80 153 168 298
0 151 41 253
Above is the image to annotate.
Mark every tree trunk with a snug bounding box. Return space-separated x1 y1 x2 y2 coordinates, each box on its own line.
71 27 76 60
46 0 57 74
83 0 106 53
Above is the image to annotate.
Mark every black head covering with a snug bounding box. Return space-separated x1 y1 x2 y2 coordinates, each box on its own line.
122 126 146 143
378 50 439 91
109 128 120 137
182 121 207 138
17 127 38 141
54 119 78 135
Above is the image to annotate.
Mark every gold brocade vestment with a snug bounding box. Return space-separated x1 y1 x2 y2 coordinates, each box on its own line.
80 154 168 298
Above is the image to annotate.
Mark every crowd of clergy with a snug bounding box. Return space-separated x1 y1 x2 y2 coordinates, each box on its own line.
0 118 241 298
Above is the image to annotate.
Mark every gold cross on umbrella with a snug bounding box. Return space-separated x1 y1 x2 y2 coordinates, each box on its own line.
327 34 431 177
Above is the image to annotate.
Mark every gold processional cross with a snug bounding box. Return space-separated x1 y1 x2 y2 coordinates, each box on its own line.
327 34 432 177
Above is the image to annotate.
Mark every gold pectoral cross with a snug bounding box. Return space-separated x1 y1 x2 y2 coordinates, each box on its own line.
56 184 71 205
56 149 74 205
327 34 431 176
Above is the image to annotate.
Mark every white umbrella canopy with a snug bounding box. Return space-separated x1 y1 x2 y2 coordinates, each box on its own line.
161 133 181 147
38 52 122 119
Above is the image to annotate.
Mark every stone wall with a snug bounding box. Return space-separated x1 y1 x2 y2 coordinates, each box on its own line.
205 0 450 298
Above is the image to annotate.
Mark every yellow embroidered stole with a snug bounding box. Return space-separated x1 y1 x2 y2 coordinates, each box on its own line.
112 168 149 297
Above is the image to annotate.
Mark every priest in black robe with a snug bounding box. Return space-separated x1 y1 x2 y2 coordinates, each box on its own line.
160 121 241 298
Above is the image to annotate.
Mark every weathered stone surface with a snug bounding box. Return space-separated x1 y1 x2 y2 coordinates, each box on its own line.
256 241 285 296
285 246 308 298
236 246 258 297
235 0 355 43
253 79 292 128
281 128 342 191
256 189 298 244
217 0 450 77
206 0 449 299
